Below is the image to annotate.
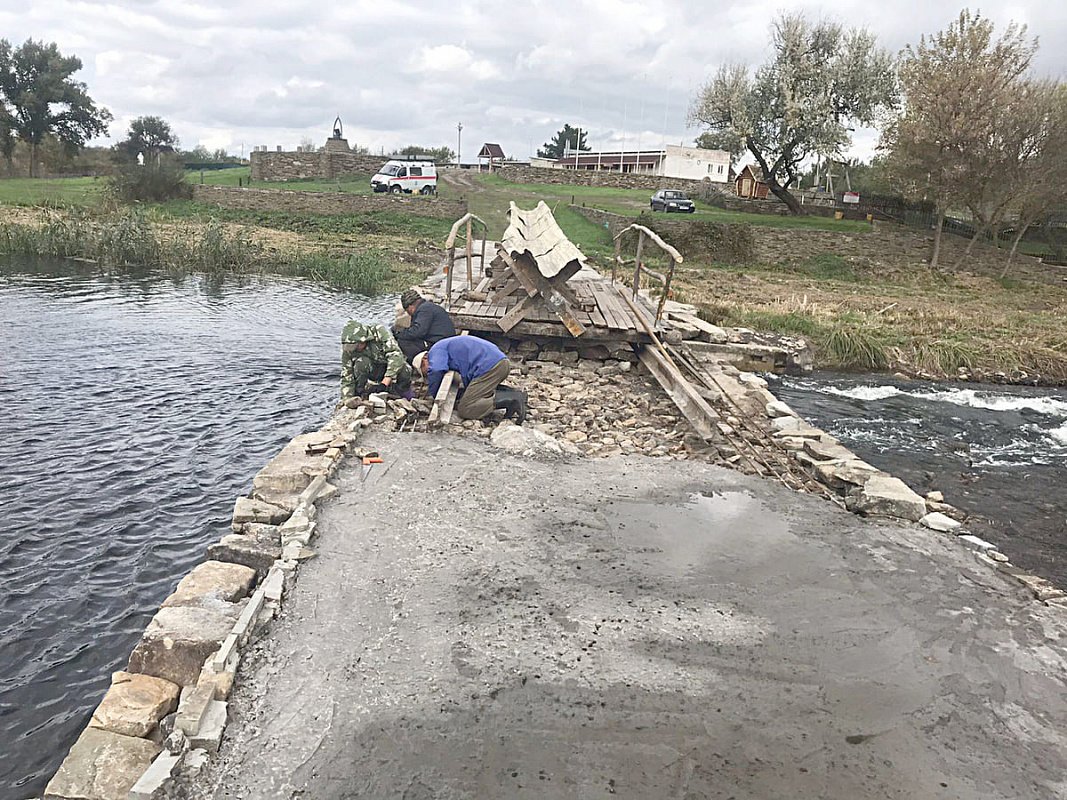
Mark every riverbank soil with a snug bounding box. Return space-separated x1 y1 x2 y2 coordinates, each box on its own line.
184 431 1067 799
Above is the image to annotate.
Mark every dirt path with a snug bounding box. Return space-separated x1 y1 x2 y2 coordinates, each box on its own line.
185 431 1067 799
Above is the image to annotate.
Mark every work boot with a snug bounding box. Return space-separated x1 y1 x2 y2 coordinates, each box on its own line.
493 388 527 425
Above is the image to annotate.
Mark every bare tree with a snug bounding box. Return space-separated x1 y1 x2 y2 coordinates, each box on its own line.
879 10 1038 269
689 13 897 214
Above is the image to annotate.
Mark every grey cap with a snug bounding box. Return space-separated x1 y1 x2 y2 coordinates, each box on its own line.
400 289 422 308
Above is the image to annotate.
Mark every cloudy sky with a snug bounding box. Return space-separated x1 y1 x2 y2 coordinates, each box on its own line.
3 0 1065 163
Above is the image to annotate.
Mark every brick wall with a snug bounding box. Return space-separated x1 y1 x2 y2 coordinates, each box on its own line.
250 150 386 181
192 185 467 219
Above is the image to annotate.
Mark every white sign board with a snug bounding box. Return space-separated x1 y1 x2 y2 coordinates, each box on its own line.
843 192 860 204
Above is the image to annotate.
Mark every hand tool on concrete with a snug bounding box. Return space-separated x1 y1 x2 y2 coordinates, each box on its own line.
361 453 383 482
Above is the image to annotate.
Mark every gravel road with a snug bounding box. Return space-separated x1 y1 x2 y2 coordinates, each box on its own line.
185 431 1067 799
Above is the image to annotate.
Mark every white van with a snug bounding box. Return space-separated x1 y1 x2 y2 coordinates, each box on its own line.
371 159 437 195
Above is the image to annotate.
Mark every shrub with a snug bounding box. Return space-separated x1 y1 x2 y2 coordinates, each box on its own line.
109 155 193 203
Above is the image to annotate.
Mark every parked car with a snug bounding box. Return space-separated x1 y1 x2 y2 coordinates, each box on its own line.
371 159 437 194
650 189 695 213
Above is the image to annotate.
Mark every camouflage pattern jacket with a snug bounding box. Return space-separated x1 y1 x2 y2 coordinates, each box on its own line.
340 321 407 398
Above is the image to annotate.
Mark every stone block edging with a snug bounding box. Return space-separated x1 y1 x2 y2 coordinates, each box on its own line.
718 363 1067 606
42 410 371 799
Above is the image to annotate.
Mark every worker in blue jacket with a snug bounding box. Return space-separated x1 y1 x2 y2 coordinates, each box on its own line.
413 336 527 423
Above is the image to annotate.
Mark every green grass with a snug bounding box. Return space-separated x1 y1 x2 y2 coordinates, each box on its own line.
785 253 862 282
458 172 872 234
0 176 105 207
154 201 453 241
185 166 377 195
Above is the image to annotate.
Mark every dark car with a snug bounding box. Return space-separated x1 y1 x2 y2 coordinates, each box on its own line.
650 189 696 213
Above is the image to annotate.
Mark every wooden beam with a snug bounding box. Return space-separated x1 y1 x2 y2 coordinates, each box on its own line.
503 251 586 337
428 370 460 426
444 213 489 249
498 293 540 332
637 345 719 442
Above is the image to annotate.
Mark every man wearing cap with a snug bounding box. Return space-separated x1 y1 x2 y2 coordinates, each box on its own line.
393 289 456 363
412 337 527 423
340 321 412 399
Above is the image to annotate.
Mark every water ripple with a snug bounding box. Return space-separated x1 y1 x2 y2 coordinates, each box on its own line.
0 258 395 796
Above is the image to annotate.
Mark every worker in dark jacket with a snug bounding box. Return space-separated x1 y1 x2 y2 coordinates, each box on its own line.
394 289 456 362
413 337 527 423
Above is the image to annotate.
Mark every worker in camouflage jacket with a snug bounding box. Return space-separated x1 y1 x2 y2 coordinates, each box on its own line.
340 321 413 399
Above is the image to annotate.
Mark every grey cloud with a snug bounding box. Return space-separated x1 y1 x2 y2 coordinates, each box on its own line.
7 0 1067 160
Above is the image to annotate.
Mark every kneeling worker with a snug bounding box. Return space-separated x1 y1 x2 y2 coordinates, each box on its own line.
413 336 527 423
393 289 456 362
340 321 412 399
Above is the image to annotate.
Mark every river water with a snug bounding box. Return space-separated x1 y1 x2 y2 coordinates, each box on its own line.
0 258 392 797
772 374 1067 587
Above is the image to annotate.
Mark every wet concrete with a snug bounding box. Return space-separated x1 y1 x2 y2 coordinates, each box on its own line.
188 432 1067 799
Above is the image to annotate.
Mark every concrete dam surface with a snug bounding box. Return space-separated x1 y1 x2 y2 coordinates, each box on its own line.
184 431 1067 800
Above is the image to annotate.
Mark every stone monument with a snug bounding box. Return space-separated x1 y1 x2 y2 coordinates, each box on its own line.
324 116 349 152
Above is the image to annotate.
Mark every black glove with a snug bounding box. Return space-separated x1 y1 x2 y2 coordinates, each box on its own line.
366 382 389 395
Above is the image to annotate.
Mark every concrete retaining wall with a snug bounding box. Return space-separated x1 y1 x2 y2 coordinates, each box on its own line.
250 150 384 181
191 185 467 219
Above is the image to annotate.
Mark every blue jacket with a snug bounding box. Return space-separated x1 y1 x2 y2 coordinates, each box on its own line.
427 336 507 396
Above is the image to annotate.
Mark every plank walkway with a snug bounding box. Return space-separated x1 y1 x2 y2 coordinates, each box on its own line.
447 279 656 344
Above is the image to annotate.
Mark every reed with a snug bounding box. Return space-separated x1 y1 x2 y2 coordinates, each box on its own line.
0 211 396 294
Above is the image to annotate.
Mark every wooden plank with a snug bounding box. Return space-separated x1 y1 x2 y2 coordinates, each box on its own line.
498 294 540 332
449 314 650 343
428 370 460 426
594 284 630 331
587 283 616 328
637 345 719 443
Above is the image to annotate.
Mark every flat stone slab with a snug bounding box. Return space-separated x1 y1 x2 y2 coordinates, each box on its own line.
846 474 927 522
921 512 962 532
813 459 881 492
128 605 240 687
162 561 256 608
88 671 180 738
803 438 856 462
207 534 281 579
232 496 289 528
44 727 160 800
252 432 334 494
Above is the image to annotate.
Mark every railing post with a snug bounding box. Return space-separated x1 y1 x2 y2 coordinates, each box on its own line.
465 217 473 288
632 231 645 299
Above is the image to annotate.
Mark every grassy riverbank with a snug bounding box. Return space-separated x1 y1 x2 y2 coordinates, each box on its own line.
2 173 1065 382
0 207 434 294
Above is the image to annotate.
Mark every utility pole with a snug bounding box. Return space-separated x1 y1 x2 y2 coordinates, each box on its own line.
457 122 463 167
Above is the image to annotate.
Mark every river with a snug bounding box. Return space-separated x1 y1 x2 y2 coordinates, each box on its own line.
0 258 392 797
772 373 1067 587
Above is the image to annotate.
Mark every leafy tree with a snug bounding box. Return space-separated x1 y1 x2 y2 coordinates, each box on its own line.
537 124 589 159
116 116 177 159
1001 84 1067 274
0 107 14 172
879 10 1038 268
689 13 897 214
185 144 212 162
0 38 111 177
398 144 455 163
